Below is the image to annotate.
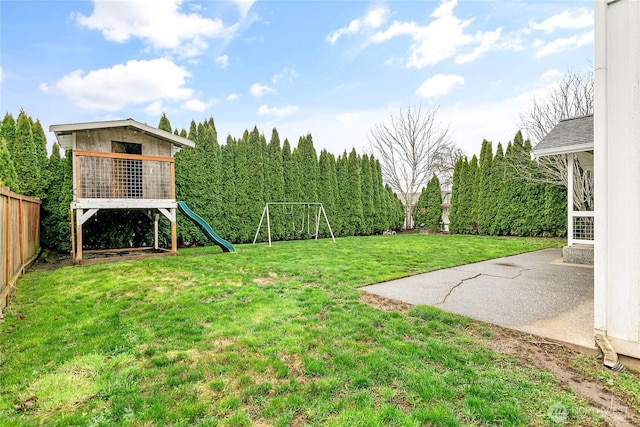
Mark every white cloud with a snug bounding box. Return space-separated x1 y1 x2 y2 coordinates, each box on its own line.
144 100 164 117
455 27 502 64
257 104 299 118
227 92 240 101
530 8 593 34
75 0 236 57
215 54 229 68
540 68 562 82
370 0 503 68
327 5 389 44
42 58 194 111
272 67 299 84
535 30 593 57
338 112 355 123
439 80 566 155
230 0 256 19
250 82 275 97
182 98 209 112
416 74 464 99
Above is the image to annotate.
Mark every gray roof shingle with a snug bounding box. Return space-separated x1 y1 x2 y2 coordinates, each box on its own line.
532 114 593 157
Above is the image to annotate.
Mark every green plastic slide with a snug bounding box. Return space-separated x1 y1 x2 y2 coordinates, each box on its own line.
177 201 234 252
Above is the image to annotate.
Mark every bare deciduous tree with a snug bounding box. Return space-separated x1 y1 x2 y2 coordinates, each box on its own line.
517 68 594 211
369 105 460 229
520 69 594 145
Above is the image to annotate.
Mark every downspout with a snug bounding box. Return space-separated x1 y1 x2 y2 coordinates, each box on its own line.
593 0 626 373
594 331 627 372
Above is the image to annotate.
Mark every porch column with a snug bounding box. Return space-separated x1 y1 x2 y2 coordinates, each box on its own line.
567 153 574 247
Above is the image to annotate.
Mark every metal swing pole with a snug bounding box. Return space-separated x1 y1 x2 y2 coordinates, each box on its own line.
314 204 321 240
320 204 336 242
266 203 272 247
253 204 268 244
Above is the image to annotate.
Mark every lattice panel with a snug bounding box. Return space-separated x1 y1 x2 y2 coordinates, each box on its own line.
573 215 594 242
79 156 171 199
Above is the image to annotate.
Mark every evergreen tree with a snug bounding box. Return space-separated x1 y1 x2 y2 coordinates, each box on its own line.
32 119 50 200
341 149 364 235
282 139 302 238
413 186 429 229
385 184 404 230
187 120 198 141
32 119 48 169
489 143 507 236
264 129 286 240
199 119 223 237
0 138 17 189
467 155 479 233
424 175 443 233
220 136 239 242
0 113 16 159
414 175 443 233
296 134 319 202
475 139 494 234
542 184 567 237
41 144 72 251
318 149 338 238
370 157 387 233
360 154 375 235
448 157 464 233
505 132 535 236
234 127 265 242
158 113 172 132
13 110 41 197
174 119 218 245
174 138 202 245
335 152 349 236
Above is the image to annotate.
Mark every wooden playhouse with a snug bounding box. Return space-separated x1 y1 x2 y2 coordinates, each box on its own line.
50 119 195 262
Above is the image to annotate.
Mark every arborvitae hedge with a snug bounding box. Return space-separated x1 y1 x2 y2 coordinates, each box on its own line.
6 110 404 251
171 117 403 244
449 132 566 237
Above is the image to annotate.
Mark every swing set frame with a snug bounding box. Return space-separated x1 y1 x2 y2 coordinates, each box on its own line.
253 202 336 247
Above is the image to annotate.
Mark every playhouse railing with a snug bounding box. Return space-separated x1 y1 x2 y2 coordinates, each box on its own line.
74 151 175 201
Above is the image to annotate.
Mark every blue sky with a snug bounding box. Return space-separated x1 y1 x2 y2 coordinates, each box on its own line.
1 0 593 156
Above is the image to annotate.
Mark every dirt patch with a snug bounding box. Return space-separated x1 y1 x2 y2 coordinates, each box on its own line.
253 272 279 286
361 292 640 427
360 292 413 313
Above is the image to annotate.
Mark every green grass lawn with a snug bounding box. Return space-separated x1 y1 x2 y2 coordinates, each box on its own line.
0 234 620 426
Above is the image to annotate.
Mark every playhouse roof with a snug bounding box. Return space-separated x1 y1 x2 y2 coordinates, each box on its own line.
532 114 593 158
49 118 196 150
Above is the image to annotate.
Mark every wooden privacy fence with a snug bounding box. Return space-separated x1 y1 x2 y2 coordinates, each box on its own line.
0 187 41 311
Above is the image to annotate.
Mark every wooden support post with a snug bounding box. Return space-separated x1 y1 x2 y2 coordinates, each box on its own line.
154 213 159 250
75 208 83 262
70 209 75 259
170 208 177 254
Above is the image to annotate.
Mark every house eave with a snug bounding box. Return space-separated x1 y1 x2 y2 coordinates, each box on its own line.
532 143 594 159
49 119 195 149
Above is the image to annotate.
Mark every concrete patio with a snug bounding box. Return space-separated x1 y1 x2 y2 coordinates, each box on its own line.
362 248 597 351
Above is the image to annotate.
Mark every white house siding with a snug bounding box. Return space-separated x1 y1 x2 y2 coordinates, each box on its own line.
594 0 640 358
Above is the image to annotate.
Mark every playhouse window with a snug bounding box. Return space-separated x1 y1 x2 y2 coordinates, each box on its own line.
112 141 143 198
